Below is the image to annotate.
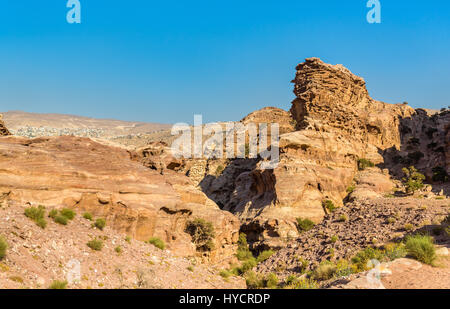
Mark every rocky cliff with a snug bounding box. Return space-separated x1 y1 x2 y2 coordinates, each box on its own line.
197 58 446 250
0 135 240 263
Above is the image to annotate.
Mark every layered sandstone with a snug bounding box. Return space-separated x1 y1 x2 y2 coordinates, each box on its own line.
198 58 419 249
0 135 240 263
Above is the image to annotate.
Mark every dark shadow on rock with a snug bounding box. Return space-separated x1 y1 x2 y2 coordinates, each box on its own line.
378 109 450 196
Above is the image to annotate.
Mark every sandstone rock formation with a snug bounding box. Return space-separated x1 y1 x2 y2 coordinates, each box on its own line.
0 114 11 136
198 58 420 250
0 136 240 263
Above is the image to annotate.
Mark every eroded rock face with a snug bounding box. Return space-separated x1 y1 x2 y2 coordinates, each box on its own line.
198 58 421 250
0 136 240 263
0 114 11 136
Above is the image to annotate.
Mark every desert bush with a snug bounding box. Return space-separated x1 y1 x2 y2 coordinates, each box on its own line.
404 223 414 231
0 236 7 260
94 218 106 231
334 260 355 278
357 158 375 170
115 246 122 254
236 233 254 261
383 243 407 260
83 212 93 221
60 208 76 220
185 218 215 252
330 235 339 243
387 217 396 224
87 239 103 251
265 273 279 289
25 206 47 229
405 234 436 265
312 261 336 281
244 271 264 289
215 165 225 176
256 250 274 263
351 247 385 272
346 185 355 194
49 280 68 289
48 209 58 219
54 215 69 225
285 276 318 289
296 218 315 232
402 166 425 194
338 215 348 222
219 270 232 279
148 237 165 250
322 200 336 213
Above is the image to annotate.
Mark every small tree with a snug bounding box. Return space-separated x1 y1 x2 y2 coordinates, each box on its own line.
402 166 425 194
185 219 216 252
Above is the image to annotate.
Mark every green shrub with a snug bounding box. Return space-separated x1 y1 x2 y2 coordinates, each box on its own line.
48 209 58 219
296 218 315 232
148 237 165 250
256 250 274 263
244 271 264 289
384 243 407 260
54 215 68 225
285 277 318 289
0 236 7 260
330 235 339 243
25 206 47 229
185 218 215 252
323 200 336 213
115 246 122 254
87 239 103 251
405 234 436 265
60 208 76 220
351 247 385 272
125 236 131 243
236 233 254 261
404 223 414 231
402 166 425 194
312 262 336 281
215 165 225 176
219 270 232 279
338 215 348 222
83 212 93 221
387 217 396 224
94 218 106 231
346 185 355 194
334 260 354 278
239 258 257 274
265 273 279 289
49 280 68 289
357 158 375 170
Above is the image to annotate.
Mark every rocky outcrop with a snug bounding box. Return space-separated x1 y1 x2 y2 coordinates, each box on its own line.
0 136 240 263
198 58 417 249
0 114 11 136
240 107 295 135
382 109 450 182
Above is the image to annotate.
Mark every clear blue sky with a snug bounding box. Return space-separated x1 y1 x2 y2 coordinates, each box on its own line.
0 0 449 123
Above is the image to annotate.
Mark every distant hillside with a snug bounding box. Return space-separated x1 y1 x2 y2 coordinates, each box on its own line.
1 111 172 138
